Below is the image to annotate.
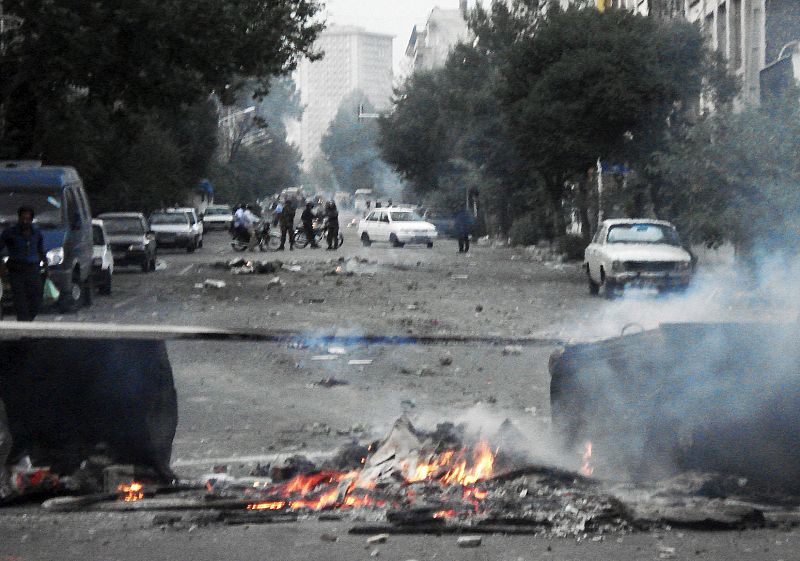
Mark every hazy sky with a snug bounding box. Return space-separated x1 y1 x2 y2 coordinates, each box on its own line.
322 0 483 74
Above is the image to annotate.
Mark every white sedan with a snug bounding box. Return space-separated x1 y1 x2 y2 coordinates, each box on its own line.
584 219 693 297
358 208 437 248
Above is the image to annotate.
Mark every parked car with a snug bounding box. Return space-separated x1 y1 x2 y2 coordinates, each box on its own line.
97 212 157 272
357 207 437 248
583 219 693 297
91 219 114 295
202 204 233 230
166 207 203 248
149 211 196 251
0 161 93 312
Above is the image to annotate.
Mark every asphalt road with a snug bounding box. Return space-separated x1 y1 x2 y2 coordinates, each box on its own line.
2 224 797 561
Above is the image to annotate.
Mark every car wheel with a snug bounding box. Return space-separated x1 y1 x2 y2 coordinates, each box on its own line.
57 270 83 313
99 270 112 295
426 242 434 248
295 230 309 248
186 240 196 253
587 268 600 295
390 234 404 248
361 233 372 247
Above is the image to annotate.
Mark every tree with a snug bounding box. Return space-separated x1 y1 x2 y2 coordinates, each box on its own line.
654 97 800 259
321 91 384 193
499 5 735 237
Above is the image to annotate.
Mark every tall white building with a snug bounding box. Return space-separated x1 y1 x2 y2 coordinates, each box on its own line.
296 25 393 165
406 2 471 73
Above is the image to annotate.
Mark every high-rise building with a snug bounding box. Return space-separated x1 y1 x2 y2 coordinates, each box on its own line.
296 25 393 165
406 2 471 73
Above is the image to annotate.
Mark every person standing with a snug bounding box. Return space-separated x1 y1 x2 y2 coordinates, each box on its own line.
243 205 259 251
0 207 48 321
277 197 296 251
324 201 340 250
454 207 476 254
301 202 319 249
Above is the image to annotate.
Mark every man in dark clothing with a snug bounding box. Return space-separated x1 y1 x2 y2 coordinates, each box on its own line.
324 201 340 250
0 207 48 321
454 208 476 254
277 198 296 251
300 202 319 249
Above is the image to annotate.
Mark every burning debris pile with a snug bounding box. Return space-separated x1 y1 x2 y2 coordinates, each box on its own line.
36 416 800 536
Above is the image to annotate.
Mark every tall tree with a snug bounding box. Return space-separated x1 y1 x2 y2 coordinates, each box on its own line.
321 91 383 193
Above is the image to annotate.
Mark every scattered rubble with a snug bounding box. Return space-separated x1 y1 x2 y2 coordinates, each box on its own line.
367 534 389 545
439 352 453 366
312 378 349 388
457 536 482 548
203 279 226 290
267 277 285 289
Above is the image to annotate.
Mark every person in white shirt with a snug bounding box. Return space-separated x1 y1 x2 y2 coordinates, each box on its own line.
243 205 259 251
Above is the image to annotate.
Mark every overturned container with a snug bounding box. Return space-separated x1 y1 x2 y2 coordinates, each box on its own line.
0 323 179 480
549 322 800 489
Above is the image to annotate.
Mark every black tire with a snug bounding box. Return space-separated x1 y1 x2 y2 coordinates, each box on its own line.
99 270 112 295
361 233 372 247
587 268 600 295
426 242 434 248
57 270 83 313
186 239 196 253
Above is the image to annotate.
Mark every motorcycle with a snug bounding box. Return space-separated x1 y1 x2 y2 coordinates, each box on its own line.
230 221 276 252
294 218 344 249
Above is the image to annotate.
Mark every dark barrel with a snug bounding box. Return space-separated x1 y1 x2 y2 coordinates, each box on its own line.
0 338 177 479
550 323 800 489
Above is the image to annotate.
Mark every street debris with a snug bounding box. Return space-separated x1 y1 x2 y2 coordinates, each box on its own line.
328 346 347 355
203 279 226 290
439 352 453 366
502 345 523 355
311 355 338 361
348 359 373 366
320 533 339 542
457 536 482 548
367 534 389 545
267 277 285 289
312 378 349 388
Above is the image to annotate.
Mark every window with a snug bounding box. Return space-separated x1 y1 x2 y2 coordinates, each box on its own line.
380 213 390 223
65 188 81 229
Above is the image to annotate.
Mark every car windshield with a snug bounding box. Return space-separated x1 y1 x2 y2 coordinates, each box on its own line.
606 223 681 246
0 188 63 228
150 213 187 225
205 208 231 216
92 224 105 245
103 217 144 235
390 211 423 222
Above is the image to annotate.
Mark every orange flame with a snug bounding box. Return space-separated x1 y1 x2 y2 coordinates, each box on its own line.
118 482 144 502
245 442 496 513
580 441 594 477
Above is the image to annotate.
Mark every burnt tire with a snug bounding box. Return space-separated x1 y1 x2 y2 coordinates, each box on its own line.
426 242 434 248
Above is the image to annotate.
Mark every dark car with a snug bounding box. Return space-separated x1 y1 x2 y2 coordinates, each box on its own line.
0 161 93 312
97 212 157 272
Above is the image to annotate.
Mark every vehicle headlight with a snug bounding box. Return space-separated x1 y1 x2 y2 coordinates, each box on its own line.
611 260 624 272
129 243 146 251
47 247 64 266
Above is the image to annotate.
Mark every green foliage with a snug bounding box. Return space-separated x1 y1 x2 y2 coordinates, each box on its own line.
654 97 800 256
379 2 734 241
509 213 544 246
556 234 588 262
0 0 322 211
321 91 383 193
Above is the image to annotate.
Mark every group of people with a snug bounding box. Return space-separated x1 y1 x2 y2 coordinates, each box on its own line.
233 197 340 251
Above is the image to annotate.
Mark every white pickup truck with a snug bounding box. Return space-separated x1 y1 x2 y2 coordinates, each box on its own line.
584 219 693 297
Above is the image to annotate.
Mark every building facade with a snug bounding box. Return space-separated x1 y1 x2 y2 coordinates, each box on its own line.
297 26 393 164
405 2 470 73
